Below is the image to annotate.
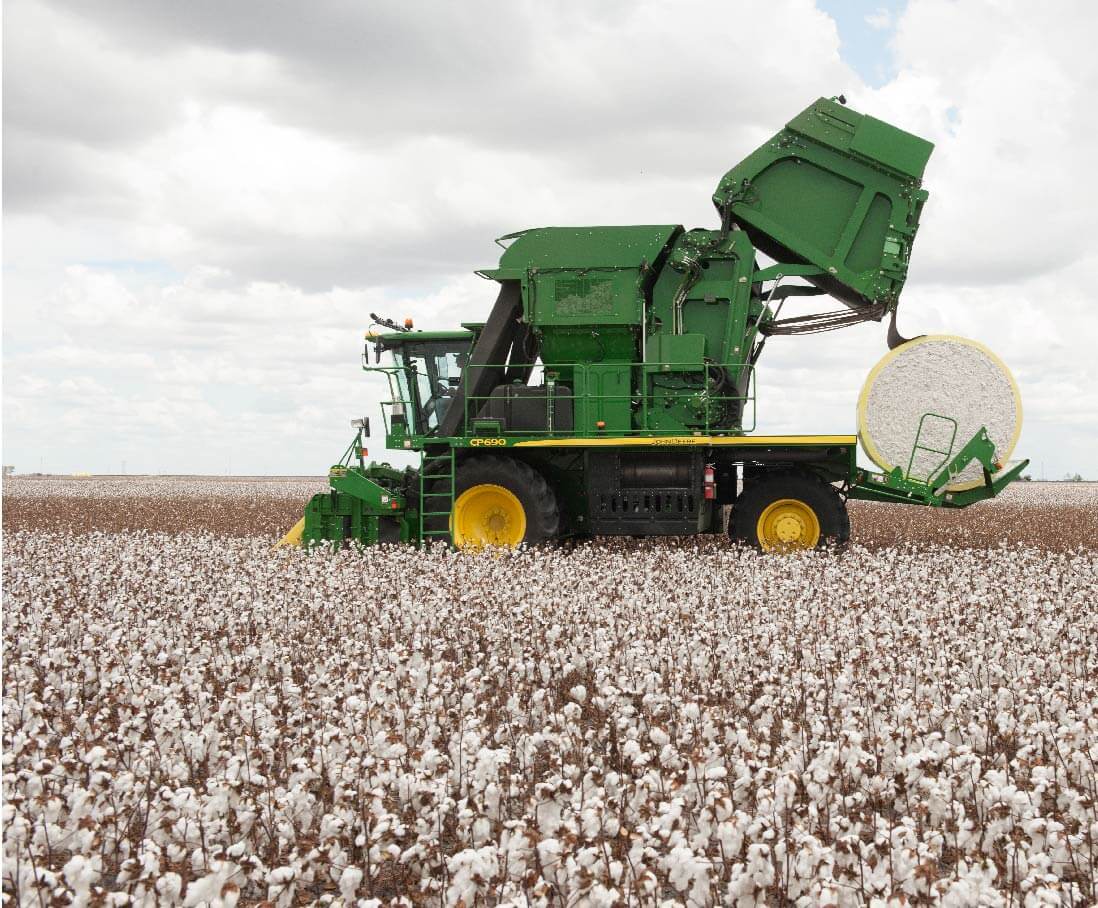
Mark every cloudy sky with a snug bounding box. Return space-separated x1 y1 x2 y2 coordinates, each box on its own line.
4 0 1097 478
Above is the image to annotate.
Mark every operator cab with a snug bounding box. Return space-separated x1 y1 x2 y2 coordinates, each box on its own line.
370 331 474 436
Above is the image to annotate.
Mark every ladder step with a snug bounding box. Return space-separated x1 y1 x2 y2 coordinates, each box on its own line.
420 448 455 546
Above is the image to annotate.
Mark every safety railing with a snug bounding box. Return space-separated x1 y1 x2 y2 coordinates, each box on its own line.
366 359 757 441
332 424 371 472
367 365 419 444
906 413 958 482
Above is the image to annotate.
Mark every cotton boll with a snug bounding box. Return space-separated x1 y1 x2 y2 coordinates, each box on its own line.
182 862 240 907
2 480 1096 904
338 866 363 903
446 847 499 904
82 745 108 769
62 853 100 897
155 872 184 906
472 816 492 845
265 866 296 908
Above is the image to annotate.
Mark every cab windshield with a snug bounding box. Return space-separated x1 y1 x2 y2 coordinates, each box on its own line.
396 340 470 434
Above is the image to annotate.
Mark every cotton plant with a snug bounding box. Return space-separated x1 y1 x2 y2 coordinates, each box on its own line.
3 481 1098 905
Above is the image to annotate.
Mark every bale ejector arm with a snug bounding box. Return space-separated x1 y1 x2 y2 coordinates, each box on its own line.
848 426 1029 508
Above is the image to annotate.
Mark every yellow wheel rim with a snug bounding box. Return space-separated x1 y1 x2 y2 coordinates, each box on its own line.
452 484 526 548
756 498 820 552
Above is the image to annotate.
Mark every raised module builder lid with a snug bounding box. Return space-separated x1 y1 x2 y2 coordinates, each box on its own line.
712 97 934 311
787 97 934 180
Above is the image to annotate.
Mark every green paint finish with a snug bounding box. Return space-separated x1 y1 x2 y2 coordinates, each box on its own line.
643 228 758 433
497 226 679 271
531 271 642 326
848 115 934 180
582 364 633 433
300 427 416 546
302 489 408 546
849 426 1030 508
294 97 1027 549
751 160 863 256
537 328 637 368
373 330 473 347
507 227 680 333
713 96 932 309
845 193 892 274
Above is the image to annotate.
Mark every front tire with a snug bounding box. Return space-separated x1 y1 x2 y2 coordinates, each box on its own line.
731 470 849 552
453 456 559 548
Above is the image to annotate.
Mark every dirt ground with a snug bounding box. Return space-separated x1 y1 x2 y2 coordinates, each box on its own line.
4 476 1095 550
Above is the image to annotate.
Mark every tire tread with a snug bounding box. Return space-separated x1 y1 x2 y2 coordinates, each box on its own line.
731 469 849 549
455 455 560 544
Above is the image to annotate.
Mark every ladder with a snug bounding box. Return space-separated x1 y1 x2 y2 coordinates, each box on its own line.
907 413 958 482
418 445 456 545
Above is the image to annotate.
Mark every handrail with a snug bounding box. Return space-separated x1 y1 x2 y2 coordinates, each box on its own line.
906 412 958 482
368 358 757 441
335 427 368 471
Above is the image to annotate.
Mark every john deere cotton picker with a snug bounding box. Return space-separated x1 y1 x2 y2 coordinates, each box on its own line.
281 96 1028 552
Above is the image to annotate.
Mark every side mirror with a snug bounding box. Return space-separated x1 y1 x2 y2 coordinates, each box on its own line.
350 417 371 436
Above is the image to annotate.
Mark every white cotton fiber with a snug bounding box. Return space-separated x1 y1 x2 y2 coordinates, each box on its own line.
858 335 1021 489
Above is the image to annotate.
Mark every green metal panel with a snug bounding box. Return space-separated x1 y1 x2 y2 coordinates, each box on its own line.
785 101 933 180
585 364 632 433
849 115 934 180
494 226 679 271
538 327 637 366
531 271 641 326
712 97 932 310
651 334 707 370
374 329 473 347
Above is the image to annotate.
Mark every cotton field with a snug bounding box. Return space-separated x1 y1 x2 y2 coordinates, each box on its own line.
1 477 326 538
3 479 1098 906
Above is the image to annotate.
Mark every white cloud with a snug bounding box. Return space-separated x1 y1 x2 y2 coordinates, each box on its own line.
3 0 1097 479
3 264 493 473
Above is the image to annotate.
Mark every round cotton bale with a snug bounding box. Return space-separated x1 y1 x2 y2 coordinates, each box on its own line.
857 335 1022 491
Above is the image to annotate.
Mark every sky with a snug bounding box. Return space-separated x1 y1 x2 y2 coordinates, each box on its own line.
3 0 1097 479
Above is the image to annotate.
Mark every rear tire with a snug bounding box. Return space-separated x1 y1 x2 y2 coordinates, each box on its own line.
453 456 559 548
731 470 849 551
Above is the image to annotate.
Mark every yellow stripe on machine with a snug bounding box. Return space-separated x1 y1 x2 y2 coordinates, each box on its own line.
513 434 856 448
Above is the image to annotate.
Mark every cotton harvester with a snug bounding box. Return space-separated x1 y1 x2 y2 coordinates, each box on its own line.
280 96 1027 552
